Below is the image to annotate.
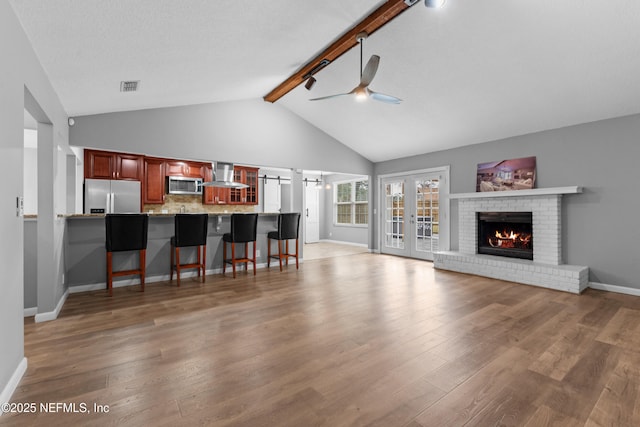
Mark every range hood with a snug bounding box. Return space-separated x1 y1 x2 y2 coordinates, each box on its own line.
202 162 249 189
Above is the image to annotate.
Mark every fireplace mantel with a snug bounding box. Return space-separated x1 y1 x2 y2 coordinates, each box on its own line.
449 186 582 200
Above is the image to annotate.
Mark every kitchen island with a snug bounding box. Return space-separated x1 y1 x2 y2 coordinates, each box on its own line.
64 213 284 292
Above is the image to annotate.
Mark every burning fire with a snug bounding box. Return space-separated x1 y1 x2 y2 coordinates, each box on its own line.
488 229 532 248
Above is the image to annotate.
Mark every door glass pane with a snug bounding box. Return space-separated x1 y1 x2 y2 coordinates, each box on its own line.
384 181 404 249
415 179 439 254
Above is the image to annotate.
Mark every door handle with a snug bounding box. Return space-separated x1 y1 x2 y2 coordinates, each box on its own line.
306 208 309 217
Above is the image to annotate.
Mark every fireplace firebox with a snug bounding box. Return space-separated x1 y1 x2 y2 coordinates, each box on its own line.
477 212 533 260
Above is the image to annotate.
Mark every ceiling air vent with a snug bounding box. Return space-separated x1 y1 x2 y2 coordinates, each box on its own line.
120 80 140 92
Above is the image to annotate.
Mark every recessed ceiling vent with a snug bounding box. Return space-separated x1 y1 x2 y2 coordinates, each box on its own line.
120 80 139 92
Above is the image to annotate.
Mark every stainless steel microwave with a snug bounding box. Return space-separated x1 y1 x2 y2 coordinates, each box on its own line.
167 176 203 195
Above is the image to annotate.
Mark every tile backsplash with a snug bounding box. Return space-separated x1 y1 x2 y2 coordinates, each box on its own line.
144 194 256 214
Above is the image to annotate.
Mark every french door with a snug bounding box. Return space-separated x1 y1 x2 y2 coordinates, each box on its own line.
381 168 448 261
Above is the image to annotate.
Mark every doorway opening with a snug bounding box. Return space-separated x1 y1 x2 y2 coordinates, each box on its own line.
303 171 370 260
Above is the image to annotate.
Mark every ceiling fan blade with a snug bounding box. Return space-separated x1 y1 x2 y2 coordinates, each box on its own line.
369 90 402 104
360 55 380 87
309 92 350 101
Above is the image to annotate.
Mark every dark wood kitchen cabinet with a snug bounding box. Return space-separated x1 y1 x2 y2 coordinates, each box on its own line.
165 161 206 178
143 157 166 204
229 166 259 205
202 165 230 205
84 149 143 181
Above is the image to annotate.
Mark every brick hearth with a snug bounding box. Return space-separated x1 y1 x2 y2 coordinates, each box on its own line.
434 187 589 294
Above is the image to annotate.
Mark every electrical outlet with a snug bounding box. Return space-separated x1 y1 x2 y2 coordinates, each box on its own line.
256 250 261 258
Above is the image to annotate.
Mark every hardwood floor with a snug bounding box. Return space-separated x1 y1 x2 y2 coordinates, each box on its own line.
303 241 369 260
4 253 640 426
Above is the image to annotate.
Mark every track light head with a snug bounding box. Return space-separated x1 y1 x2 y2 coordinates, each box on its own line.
305 76 317 90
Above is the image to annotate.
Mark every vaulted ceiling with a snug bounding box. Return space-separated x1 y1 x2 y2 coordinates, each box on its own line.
10 0 640 162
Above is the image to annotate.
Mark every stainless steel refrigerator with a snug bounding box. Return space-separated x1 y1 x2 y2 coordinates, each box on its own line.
84 179 141 214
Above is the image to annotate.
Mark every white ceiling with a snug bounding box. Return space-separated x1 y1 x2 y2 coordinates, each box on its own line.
10 0 640 162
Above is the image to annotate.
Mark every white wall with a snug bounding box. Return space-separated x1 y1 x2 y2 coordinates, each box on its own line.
1 0 69 405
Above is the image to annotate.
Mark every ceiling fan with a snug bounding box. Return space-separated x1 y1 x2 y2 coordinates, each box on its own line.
309 31 402 104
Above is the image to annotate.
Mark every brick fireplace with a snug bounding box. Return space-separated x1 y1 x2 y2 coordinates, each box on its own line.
434 187 589 293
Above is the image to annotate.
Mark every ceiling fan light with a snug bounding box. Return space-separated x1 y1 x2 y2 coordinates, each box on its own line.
354 87 368 102
425 0 446 8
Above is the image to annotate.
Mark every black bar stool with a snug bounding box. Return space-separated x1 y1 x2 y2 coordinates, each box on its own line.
171 214 208 286
267 213 301 271
223 213 258 278
105 214 149 296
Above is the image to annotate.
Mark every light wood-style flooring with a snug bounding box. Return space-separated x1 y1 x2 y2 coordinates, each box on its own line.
4 253 640 426
303 241 369 260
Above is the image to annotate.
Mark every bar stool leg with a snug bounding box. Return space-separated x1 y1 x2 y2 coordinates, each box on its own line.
295 238 299 269
201 245 206 282
252 241 256 275
286 240 290 266
107 251 113 297
196 246 201 279
231 242 236 278
140 249 146 292
176 247 181 286
267 238 271 268
223 241 227 275
244 242 249 272
170 243 174 282
278 240 283 271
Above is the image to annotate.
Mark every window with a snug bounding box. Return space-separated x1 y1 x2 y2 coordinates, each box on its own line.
334 179 368 225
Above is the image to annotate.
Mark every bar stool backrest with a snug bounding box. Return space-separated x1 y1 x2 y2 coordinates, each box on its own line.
229 213 258 243
277 213 301 240
106 214 149 252
174 214 208 247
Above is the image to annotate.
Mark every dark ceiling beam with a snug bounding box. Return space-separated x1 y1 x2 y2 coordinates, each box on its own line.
264 0 415 103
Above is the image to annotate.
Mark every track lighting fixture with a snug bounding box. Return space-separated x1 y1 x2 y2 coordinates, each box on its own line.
302 59 330 92
305 76 317 90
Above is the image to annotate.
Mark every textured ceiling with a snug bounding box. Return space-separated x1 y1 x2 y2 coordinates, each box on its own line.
10 0 640 162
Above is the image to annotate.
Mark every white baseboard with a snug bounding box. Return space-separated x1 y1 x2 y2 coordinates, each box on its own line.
34 289 69 323
23 307 37 317
68 262 277 294
589 282 640 297
319 239 368 248
0 357 27 415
